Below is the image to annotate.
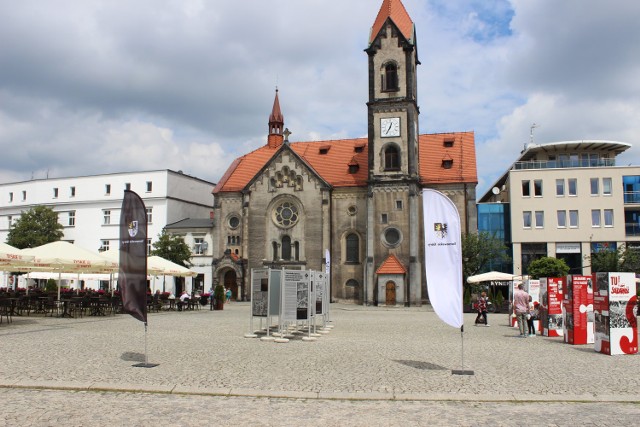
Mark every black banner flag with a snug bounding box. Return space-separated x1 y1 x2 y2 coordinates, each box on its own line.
118 190 148 323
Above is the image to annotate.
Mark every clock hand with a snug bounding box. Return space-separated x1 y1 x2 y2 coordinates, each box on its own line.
386 122 393 133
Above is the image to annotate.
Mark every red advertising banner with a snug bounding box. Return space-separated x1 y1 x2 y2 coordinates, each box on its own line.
594 272 638 355
540 277 564 337
563 275 593 345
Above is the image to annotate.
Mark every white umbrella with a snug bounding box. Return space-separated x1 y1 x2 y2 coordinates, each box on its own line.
466 271 515 284
22 241 111 300
148 256 197 277
0 242 34 268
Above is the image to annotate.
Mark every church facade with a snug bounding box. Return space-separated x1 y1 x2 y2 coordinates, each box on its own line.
211 0 477 306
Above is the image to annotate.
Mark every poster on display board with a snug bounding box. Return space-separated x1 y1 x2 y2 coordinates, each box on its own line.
563 275 594 345
594 272 638 355
313 272 325 316
511 279 540 327
268 269 282 316
539 277 564 337
281 270 311 322
251 269 269 317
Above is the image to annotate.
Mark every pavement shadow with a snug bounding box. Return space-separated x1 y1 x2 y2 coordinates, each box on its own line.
120 352 146 362
393 359 447 371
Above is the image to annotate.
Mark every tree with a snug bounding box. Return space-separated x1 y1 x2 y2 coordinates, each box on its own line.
589 245 640 273
527 257 570 279
6 206 64 249
150 230 192 267
461 231 511 285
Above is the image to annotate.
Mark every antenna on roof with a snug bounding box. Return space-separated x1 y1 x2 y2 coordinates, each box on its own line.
524 123 539 151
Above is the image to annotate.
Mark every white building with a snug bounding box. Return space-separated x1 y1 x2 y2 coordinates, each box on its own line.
478 140 640 276
1 170 215 290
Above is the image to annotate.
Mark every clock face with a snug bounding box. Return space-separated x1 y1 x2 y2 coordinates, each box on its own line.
380 117 400 137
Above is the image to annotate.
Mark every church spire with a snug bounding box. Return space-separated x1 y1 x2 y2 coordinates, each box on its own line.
369 0 415 46
267 88 284 149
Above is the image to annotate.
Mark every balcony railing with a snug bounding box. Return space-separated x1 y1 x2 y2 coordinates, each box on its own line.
624 192 640 204
514 158 615 170
625 222 640 236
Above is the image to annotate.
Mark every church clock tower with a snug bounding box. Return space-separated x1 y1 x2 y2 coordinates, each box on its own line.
364 0 422 306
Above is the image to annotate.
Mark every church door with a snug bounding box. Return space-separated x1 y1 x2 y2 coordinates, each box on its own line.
224 270 238 301
385 282 396 306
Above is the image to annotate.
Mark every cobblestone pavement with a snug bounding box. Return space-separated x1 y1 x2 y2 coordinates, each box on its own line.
0 303 638 426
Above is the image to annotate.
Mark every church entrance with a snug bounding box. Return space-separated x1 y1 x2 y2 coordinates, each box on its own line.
224 270 238 301
385 281 396 306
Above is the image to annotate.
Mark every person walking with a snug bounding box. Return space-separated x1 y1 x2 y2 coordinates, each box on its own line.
513 284 530 337
475 291 489 326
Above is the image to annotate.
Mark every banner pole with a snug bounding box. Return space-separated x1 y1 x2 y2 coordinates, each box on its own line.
452 325 474 375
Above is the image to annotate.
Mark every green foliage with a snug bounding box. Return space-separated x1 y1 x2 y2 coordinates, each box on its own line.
6 206 64 249
461 231 511 284
494 291 504 308
45 278 58 293
527 257 570 279
150 230 192 267
589 245 640 273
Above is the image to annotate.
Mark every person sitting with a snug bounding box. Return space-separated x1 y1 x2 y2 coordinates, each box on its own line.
177 290 190 311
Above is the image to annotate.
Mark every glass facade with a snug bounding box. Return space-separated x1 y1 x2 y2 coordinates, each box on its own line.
477 203 512 273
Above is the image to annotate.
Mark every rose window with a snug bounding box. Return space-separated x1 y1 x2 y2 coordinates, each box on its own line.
273 201 299 228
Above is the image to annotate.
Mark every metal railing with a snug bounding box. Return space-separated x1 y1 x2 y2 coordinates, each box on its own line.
514 158 615 170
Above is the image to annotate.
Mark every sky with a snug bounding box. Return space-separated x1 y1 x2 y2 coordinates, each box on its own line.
1 0 639 197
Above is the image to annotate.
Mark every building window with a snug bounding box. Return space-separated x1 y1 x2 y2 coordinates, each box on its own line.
346 233 359 263
569 210 579 228
590 178 599 196
523 211 532 228
228 215 240 229
557 211 566 228
68 211 76 226
522 180 530 197
146 208 153 224
396 200 403 210
383 227 401 248
535 211 544 228
346 279 359 287
22 191 26 201
381 213 388 224
194 237 205 255
103 210 111 225
100 240 110 252
53 188 59 198
7 215 12 228
70 186 76 197
146 181 152 192
381 62 398 92
384 146 400 171
273 201 299 228
604 209 614 227
556 179 565 196
591 209 601 227
272 242 278 261
8 192 13 202
281 236 292 260
533 180 543 197
568 178 577 196
603 178 612 196
147 239 152 255
125 183 131 191
441 159 453 169
294 241 299 260
105 184 111 195
443 139 454 148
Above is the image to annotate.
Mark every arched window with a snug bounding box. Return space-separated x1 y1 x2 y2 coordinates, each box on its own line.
346 233 359 263
294 242 299 261
281 236 291 260
272 242 278 261
384 146 400 171
382 63 398 92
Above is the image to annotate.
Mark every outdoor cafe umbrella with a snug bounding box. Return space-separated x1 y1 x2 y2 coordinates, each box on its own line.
466 271 515 283
0 242 35 288
21 241 110 300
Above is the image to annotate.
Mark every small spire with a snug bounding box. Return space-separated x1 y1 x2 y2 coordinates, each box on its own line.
267 88 285 149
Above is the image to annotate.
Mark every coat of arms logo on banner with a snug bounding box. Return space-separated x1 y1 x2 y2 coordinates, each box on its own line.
434 223 448 239
128 220 139 238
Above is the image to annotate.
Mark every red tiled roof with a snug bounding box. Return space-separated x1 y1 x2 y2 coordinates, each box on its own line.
213 132 477 193
376 254 407 274
369 0 414 45
419 132 477 185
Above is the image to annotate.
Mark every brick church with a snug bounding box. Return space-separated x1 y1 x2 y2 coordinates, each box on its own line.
210 0 477 305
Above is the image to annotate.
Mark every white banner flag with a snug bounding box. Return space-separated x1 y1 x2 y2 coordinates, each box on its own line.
423 189 463 328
